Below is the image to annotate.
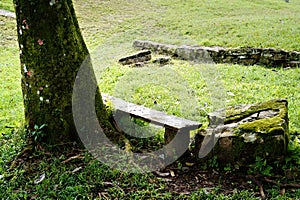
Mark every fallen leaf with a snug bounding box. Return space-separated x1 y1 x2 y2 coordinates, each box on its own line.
158 178 173 182
180 191 191 195
169 170 175 177
37 39 43 45
34 173 45 185
72 167 82 173
100 192 109 200
103 182 114 187
154 171 170 177
227 91 235 96
124 140 132 153
185 162 195 167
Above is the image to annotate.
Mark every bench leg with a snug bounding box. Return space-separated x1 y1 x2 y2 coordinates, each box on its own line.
164 128 190 159
164 128 178 144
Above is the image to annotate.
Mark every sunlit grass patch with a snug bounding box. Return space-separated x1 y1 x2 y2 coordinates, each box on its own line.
0 0 14 12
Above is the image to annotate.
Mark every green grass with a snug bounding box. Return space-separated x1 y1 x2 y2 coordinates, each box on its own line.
0 150 171 199
0 16 22 122
1 149 299 199
73 0 300 50
98 61 300 133
2 0 300 50
0 15 24 172
154 0 300 50
0 0 14 12
1 0 300 198
0 47 23 129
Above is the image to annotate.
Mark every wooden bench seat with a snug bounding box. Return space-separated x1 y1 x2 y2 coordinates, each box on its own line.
102 93 202 144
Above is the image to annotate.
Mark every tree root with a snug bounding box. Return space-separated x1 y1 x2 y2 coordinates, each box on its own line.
263 177 300 189
247 174 300 198
9 145 34 169
247 175 266 199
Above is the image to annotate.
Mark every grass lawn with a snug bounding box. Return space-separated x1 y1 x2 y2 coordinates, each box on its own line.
0 0 300 199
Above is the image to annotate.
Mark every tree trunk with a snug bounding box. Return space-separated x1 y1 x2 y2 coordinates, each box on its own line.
14 0 110 144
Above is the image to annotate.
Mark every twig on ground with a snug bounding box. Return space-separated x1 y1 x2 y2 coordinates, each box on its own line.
263 177 300 189
62 154 84 164
247 175 266 199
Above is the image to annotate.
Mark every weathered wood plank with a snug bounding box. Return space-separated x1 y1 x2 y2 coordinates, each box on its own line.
102 93 201 131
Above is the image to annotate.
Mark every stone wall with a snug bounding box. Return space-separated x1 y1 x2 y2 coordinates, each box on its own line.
133 40 300 68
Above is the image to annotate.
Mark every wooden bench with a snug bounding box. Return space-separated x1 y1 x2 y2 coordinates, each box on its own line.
102 93 202 145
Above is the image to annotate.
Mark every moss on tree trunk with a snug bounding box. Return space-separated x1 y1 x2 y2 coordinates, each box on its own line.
14 0 110 144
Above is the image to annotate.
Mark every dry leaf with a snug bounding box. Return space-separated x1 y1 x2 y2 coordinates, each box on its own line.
185 162 194 167
124 140 132 153
72 167 82 173
154 171 170 177
103 182 115 187
169 170 175 177
34 173 45 185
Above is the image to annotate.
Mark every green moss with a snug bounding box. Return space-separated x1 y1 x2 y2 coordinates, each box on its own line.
212 99 289 164
227 99 289 143
238 116 286 135
268 127 285 136
225 99 288 124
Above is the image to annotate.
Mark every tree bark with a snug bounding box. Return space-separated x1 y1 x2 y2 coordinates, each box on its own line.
14 0 110 144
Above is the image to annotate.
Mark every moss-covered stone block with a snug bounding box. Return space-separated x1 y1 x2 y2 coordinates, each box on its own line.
193 99 289 166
